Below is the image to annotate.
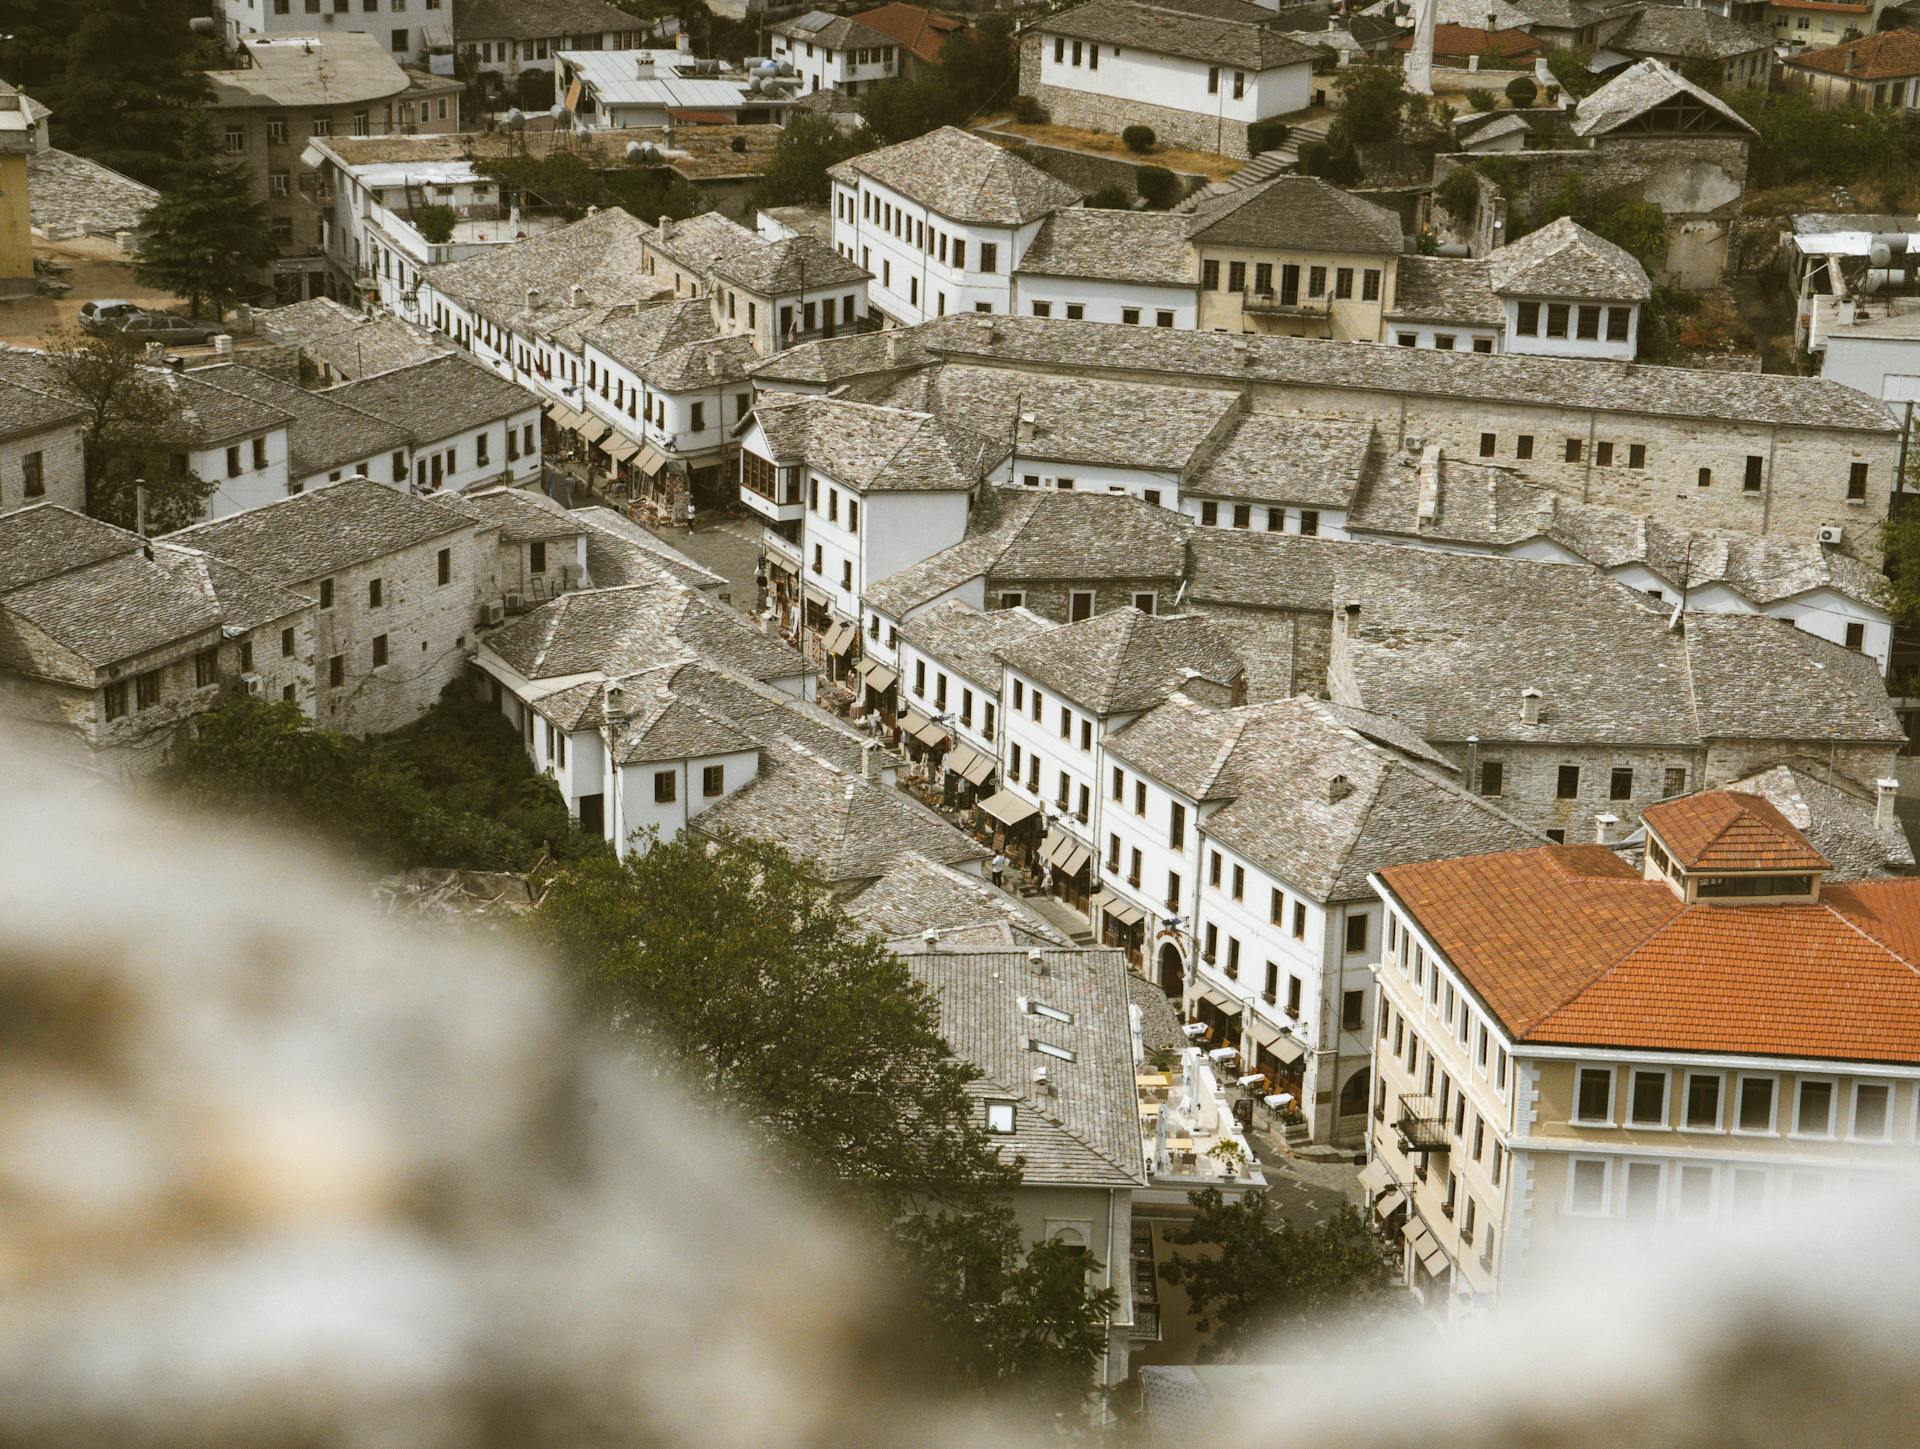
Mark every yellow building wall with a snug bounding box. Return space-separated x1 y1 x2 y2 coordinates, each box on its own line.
1195 245 1397 342
0 152 33 286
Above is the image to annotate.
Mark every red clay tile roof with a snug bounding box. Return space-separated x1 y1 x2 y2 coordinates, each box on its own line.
855 3 964 63
1376 839 1920 1064
1784 27 1920 80
1642 790 1832 873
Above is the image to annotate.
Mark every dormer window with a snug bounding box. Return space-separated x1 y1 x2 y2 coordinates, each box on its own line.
986 1100 1017 1134
1031 1039 1075 1062
1022 997 1072 1025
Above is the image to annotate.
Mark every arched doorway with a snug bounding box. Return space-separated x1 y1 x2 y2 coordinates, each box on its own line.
1157 942 1184 999
1339 1068 1371 1119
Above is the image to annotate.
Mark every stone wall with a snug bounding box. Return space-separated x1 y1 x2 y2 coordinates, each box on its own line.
1018 32 1253 159
980 128 1208 203
987 575 1181 624
0 422 85 515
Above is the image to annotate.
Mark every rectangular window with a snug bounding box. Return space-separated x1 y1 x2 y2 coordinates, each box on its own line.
1744 455 1764 492
1794 1079 1835 1137
103 681 128 721
1291 901 1305 940
1345 913 1367 953
21 450 43 498
1516 434 1533 461
702 764 724 798
1609 766 1633 800
1202 259 1219 291
1628 1070 1668 1127
194 647 218 689
1574 1066 1613 1124
1478 432 1496 458
1569 1158 1608 1215
328 655 344 689
654 771 677 804
1684 1073 1721 1131
1576 305 1600 340
1556 765 1580 799
1546 303 1569 338
1623 1161 1662 1221
1228 261 1246 293
1736 1076 1776 1133
1362 269 1381 302
1169 801 1186 849
1853 1082 1892 1140
980 242 997 274
371 634 389 669
1566 437 1582 463
1166 871 1181 909
1518 300 1540 334
1596 441 1614 467
1478 761 1503 796
1849 461 1869 500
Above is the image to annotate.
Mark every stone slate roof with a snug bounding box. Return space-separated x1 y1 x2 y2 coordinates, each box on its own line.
896 946 1147 1187
1346 450 1892 610
842 850 1074 946
708 233 869 295
424 208 665 330
864 485 1194 617
999 606 1242 716
1184 413 1374 507
897 600 1057 689
645 331 762 392
1571 57 1756 137
484 582 804 685
165 368 292 449
255 298 449 379
1609 4 1773 59
164 477 483 585
873 363 1240 473
1108 693 1543 900
746 326 933 386
1186 174 1403 254
582 297 719 371
1039 0 1319 70
26 147 157 241
0 506 301 678
604 676 760 766
323 355 536 443
1725 765 1915 882
572 506 728 590
648 210 764 279
769 9 900 50
188 364 410 481
458 485 588 543
828 126 1081 226
791 86 862 117
909 313 1895 432
1786 27 1920 79
750 392 991 492
453 0 639 40
1487 216 1652 302
1329 546 1904 747
1185 528 1340 613
1019 208 1197 287
694 743 987 882
1384 255 1504 327
0 375 83 443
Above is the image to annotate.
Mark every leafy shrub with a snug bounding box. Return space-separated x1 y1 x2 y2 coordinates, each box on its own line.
1466 87 1497 113
1087 184 1132 209
1505 75 1538 107
413 204 458 245
515 67 555 111
1011 94 1049 124
1135 164 1178 209
1121 124 1155 153
1434 165 1481 219
1246 118 1291 155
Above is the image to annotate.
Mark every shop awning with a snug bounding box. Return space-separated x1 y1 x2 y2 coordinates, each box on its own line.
1358 1159 1392 1195
822 620 857 656
576 417 609 444
980 789 1038 830
1404 1222 1434 1253
604 437 639 462
945 743 994 787
907 713 948 749
1248 1017 1307 1067
858 660 897 694
1420 1242 1453 1278
1043 836 1090 878
632 443 668 477
547 404 585 430
1374 1189 1408 1221
1093 891 1145 929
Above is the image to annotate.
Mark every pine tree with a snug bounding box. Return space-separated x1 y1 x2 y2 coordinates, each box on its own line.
55 0 216 185
132 115 279 320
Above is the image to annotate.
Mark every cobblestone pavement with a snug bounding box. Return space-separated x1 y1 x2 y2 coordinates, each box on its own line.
647 516 764 616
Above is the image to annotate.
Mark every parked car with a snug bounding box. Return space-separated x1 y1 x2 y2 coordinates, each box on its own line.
77 299 146 336
109 312 226 346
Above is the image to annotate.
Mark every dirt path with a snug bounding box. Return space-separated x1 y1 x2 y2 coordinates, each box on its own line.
0 236 188 349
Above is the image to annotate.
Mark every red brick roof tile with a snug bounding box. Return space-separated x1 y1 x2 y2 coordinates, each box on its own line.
1784 27 1920 80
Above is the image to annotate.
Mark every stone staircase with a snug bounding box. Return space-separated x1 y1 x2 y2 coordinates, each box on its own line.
1177 113 1334 211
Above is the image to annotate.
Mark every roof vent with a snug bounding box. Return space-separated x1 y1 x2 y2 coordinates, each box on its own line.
1520 686 1542 726
569 283 585 307
1028 947 1048 975
886 331 905 363
525 287 541 312
922 927 940 945
603 682 627 719
659 214 673 239
1328 773 1353 803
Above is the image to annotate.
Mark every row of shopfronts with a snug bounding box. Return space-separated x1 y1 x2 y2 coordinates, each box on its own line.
539 400 735 523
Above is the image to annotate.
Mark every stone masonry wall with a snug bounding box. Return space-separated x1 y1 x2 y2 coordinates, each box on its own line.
0 423 86 515
1019 34 1252 159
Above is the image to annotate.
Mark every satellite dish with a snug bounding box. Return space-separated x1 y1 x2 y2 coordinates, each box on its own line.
550 103 571 121
503 107 524 131
626 140 644 160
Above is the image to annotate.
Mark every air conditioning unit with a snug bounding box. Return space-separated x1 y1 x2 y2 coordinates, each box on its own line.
480 600 506 627
1818 525 1844 545
503 592 526 615
241 672 263 696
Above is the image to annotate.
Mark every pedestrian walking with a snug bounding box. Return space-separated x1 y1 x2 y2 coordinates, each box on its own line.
990 852 1008 889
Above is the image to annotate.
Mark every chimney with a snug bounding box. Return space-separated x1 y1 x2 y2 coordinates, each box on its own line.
1877 777 1900 830
861 738 882 780
676 30 692 51
886 331 905 364
1341 600 1360 634
977 317 994 344
921 927 940 946
1416 443 1442 528
1028 947 1049 975
1520 686 1542 726
1016 410 1036 443
569 283 585 307
1232 336 1250 366
525 287 540 312
603 682 627 719
1327 773 1354 803
213 334 234 357
1594 812 1619 845
659 214 673 239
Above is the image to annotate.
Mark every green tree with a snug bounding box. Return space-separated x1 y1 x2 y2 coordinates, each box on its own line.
413 204 458 244
749 112 872 207
1881 500 1920 629
533 836 1119 1410
43 330 212 531
1596 199 1670 273
859 74 959 146
1466 87 1498 113
54 0 217 186
1135 164 1179 210
1333 55 1413 145
1543 44 1600 100
939 12 1019 119
132 116 277 319
476 149 704 221
1162 1191 1402 1359
1505 74 1537 107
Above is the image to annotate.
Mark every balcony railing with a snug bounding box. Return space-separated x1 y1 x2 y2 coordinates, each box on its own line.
1395 1095 1450 1153
1244 290 1333 319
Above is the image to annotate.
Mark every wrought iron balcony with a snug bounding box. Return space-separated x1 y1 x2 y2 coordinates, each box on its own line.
1395 1095 1450 1154
1243 289 1333 319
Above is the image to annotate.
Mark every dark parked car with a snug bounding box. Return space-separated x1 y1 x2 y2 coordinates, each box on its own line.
111 311 225 346
77 299 146 336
